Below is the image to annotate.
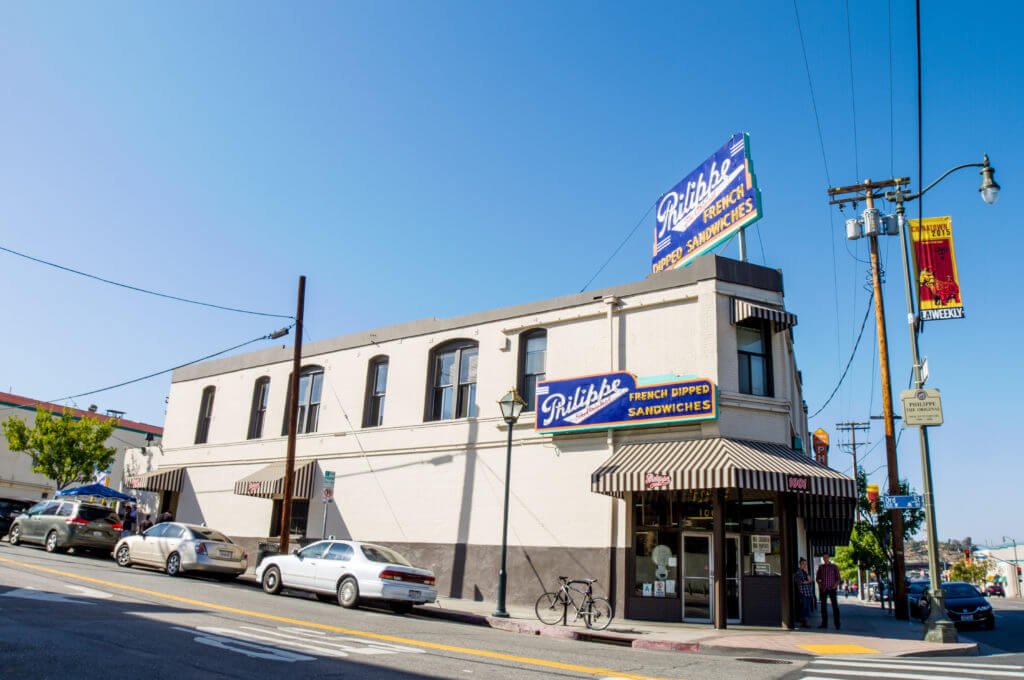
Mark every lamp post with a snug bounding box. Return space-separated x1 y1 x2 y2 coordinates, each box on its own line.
493 387 527 618
885 154 999 642
1003 536 1020 598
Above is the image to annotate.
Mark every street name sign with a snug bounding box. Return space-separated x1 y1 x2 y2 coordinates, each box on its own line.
882 494 923 510
322 471 336 489
900 388 943 426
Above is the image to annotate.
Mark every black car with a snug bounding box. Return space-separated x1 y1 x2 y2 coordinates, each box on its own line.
0 497 34 537
915 581 995 629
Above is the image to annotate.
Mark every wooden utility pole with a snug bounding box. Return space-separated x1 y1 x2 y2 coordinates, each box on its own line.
279 275 306 554
827 179 909 620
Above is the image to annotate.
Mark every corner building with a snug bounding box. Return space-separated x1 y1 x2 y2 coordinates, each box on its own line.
152 255 853 628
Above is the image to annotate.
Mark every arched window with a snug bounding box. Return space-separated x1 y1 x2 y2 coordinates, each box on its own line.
518 329 547 412
247 376 271 439
195 386 215 444
427 340 478 421
281 365 325 435
363 356 389 428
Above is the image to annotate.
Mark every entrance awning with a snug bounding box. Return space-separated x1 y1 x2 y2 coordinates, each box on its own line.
124 467 185 493
233 460 317 499
591 437 854 497
732 298 798 331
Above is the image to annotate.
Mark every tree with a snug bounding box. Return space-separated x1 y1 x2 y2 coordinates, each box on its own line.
2 407 118 490
834 545 859 582
948 559 987 585
855 468 925 566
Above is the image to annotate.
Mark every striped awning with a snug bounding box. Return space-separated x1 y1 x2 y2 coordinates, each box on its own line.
732 298 798 331
233 460 317 499
591 437 854 497
124 467 185 493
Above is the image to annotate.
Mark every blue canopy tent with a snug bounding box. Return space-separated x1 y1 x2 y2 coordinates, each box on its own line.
56 483 136 502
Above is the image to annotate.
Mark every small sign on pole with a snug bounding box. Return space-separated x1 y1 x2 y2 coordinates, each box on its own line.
900 388 943 426
882 494 923 510
321 487 334 504
322 470 336 489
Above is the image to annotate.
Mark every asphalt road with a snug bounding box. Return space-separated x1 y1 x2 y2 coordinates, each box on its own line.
0 541 800 680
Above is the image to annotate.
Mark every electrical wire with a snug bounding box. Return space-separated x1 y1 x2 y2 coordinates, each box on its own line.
810 291 874 418
0 243 294 320
48 325 293 404
792 0 832 187
844 0 861 179
888 0 895 178
578 200 657 292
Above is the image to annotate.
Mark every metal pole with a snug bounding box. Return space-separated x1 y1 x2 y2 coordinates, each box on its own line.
738 230 747 262
279 275 305 555
865 185 909 621
493 421 514 617
322 497 329 540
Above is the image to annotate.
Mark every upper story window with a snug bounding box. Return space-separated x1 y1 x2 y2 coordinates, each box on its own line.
195 386 215 444
428 340 478 421
363 356 389 428
281 365 324 435
737 321 773 397
518 330 547 412
247 377 271 439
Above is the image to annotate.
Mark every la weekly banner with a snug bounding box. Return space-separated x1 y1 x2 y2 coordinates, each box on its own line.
910 216 964 321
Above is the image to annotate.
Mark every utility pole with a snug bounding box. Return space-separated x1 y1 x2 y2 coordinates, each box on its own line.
827 179 909 620
279 275 306 555
836 421 869 599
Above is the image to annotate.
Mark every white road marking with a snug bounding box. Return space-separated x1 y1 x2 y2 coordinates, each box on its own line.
813 659 1024 676
1 587 96 605
846 658 1024 670
171 626 313 662
66 584 113 599
276 626 425 654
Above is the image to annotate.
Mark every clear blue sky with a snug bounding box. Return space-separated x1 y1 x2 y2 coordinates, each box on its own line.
1 2 1020 543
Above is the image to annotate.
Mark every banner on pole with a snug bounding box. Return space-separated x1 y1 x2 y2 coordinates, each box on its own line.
909 216 964 321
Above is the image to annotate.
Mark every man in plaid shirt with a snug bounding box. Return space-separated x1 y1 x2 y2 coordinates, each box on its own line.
816 552 842 629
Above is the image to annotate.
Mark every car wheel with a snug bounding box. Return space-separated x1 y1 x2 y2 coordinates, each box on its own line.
116 544 133 568
44 531 62 553
337 577 360 609
9 525 21 546
165 552 182 577
262 566 282 595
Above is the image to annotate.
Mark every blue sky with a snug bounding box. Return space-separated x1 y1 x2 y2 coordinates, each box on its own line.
1 2 1020 542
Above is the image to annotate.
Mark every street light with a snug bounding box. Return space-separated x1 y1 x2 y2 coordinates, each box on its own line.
493 387 527 618
884 154 1000 643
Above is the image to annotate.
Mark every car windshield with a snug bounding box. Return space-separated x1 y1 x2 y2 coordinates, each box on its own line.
943 583 981 598
77 506 119 522
189 528 231 542
360 544 412 566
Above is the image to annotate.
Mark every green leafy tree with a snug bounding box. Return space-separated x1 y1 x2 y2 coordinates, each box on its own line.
855 468 925 564
2 407 118 490
948 559 987 584
834 545 859 582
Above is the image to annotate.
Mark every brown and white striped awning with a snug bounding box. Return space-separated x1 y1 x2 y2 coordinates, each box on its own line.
591 437 854 497
233 460 317 499
732 298 798 331
124 467 185 493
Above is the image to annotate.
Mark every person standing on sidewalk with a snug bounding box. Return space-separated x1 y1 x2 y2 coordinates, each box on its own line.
794 558 815 627
816 553 841 629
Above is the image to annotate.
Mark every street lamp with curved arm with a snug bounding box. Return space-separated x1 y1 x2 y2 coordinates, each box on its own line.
886 154 1000 206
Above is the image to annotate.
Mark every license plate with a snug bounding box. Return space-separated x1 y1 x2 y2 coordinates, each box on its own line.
409 590 422 600
961 613 973 621
218 550 233 559
93 531 105 537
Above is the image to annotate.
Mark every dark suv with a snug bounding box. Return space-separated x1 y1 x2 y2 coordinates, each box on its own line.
0 498 34 537
9 500 123 554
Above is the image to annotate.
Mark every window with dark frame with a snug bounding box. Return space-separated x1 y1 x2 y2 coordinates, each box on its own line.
427 341 478 421
195 386 215 444
363 357 389 428
737 320 773 397
518 330 547 412
247 377 271 439
269 498 310 537
281 366 324 435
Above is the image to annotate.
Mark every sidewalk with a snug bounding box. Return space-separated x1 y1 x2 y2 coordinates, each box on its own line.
411 593 979 658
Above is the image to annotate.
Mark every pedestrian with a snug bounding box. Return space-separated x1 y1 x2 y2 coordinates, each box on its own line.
140 514 154 532
794 557 815 628
816 552 842 629
121 504 136 537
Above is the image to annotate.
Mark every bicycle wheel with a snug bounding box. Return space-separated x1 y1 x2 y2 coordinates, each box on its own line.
535 591 566 625
583 597 614 631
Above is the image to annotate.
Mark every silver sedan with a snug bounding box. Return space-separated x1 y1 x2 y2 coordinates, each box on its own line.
114 522 247 579
256 540 437 611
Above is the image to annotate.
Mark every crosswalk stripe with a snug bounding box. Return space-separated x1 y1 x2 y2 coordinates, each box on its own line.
847 659 1024 671
801 669 1016 680
813 659 1024 677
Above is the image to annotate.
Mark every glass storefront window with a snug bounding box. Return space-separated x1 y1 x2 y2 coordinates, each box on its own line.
634 529 679 598
740 497 777 532
742 533 781 576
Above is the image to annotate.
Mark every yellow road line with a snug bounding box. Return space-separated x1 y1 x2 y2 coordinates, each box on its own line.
0 556 668 680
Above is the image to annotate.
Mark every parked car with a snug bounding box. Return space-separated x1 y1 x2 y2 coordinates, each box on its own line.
8 499 122 553
0 497 34 537
915 581 994 629
256 539 437 612
114 522 247 578
987 584 1006 597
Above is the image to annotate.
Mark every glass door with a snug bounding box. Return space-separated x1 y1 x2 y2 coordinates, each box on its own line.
682 534 712 622
726 534 741 623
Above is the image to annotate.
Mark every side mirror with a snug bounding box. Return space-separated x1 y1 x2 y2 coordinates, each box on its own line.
293 549 301 557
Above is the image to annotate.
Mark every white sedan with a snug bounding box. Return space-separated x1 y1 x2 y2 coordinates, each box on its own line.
255 540 437 611
114 522 247 579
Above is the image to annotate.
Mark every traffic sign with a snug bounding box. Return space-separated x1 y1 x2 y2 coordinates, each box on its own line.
322 471 336 489
322 487 334 504
900 388 943 426
882 494 923 510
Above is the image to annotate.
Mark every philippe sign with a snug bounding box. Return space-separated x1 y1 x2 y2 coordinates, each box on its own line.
535 372 717 434
652 133 763 273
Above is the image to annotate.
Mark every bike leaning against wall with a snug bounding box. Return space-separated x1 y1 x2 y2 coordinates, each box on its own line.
535 576 614 631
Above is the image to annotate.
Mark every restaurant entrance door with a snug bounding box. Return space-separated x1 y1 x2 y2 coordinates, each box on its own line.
682 533 742 623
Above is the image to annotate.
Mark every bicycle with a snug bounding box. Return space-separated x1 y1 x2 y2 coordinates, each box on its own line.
535 576 614 630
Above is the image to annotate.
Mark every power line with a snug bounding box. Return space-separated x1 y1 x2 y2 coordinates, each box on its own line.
844 0 861 179
810 291 874 418
579 200 656 292
48 325 293 404
0 243 294 320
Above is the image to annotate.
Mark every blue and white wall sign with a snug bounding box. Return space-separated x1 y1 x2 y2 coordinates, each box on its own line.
652 133 763 273
535 372 717 434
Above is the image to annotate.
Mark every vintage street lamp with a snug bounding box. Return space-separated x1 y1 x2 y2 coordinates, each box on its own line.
493 387 527 618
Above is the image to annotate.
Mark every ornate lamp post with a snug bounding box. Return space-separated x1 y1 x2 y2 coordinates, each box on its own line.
493 387 527 618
